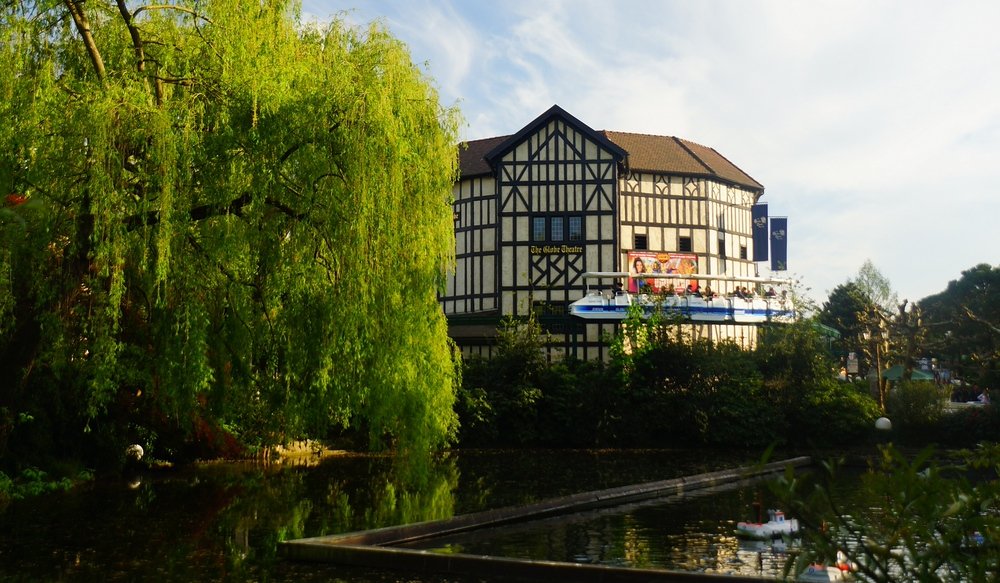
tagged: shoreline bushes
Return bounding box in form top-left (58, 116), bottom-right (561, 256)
top-left (456, 315), bottom-right (950, 450)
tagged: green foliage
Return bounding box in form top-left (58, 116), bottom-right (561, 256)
top-left (456, 316), bottom-right (542, 446)
top-left (802, 379), bottom-right (881, 445)
top-left (935, 405), bottom-right (1000, 447)
top-left (819, 281), bottom-right (869, 365)
top-left (819, 261), bottom-right (925, 414)
top-left (618, 334), bottom-right (775, 447)
top-left (855, 259), bottom-right (899, 314)
top-left (456, 315), bottom-right (610, 447)
top-left (756, 320), bottom-right (831, 385)
top-left (458, 316), bottom-right (544, 446)
top-left (455, 312), bottom-right (880, 450)
top-left (534, 357), bottom-right (613, 446)
top-left (920, 263), bottom-right (1000, 386)
top-left (0, 1), bottom-right (461, 470)
top-left (773, 444), bottom-right (1000, 582)
top-left (0, 466), bottom-right (94, 510)
top-left (454, 385), bottom-right (495, 444)
top-left (752, 319), bottom-right (879, 447)
top-left (886, 380), bottom-right (946, 441)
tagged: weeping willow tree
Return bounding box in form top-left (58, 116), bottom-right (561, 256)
top-left (0, 0), bottom-right (461, 466)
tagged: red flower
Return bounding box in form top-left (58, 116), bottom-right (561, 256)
top-left (5, 193), bottom-right (27, 206)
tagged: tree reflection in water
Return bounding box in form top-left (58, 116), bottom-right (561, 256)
top-left (0, 449), bottom-right (762, 582)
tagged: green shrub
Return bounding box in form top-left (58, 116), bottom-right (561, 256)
top-left (0, 466), bottom-right (93, 508)
top-left (454, 383), bottom-right (496, 445)
top-left (455, 315), bottom-right (882, 450)
top-left (886, 380), bottom-right (946, 442)
top-left (802, 379), bottom-right (881, 446)
top-left (936, 404), bottom-right (1000, 447)
top-left (535, 358), bottom-right (607, 447)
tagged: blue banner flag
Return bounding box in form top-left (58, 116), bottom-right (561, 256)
top-left (770, 217), bottom-right (788, 271)
top-left (751, 204), bottom-right (768, 262)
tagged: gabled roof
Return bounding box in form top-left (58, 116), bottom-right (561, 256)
top-left (602, 131), bottom-right (763, 191)
top-left (456, 105), bottom-right (763, 192)
top-left (483, 105), bottom-right (628, 167)
top-left (457, 105), bottom-right (626, 179)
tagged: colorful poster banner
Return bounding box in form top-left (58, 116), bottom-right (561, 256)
top-left (751, 203), bottom-right (768, 262)
top-left (627, 252), bottom-right (698, 293)
top-left (770, 217), bottom-right (788, 271)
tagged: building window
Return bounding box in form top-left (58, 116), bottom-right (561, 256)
top-left (679, 236), bottom-right (692, 252)
top-left (532, 217), bottom-right (546, 241)
top-left (718, 239), bottom-right (727, 258)
top-left (634, 234), bottom-right (648, 250)
top-left (568, 217), bottom-right (583, 241)
top-left (740, 245), bottom-right (748, 260)
top-left (532, 215), bottom-right (583, 242)
top-left (551, 217), bottom-right (564, 241)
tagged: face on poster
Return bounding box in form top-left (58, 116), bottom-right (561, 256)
top-left (627, 252), bottom-right (698, 293)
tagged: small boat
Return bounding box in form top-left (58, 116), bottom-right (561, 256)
top-left (797, 552), bottom-right (853, 581)
top-left (797, 563), bottom-right (851, 582)
top-left (735, 509), bottom-right (800, 539)
top-left (738, 537), bottom-right (795, 553)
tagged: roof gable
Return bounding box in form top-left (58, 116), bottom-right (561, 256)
top-left (483, 104), bottom-right (627, 167)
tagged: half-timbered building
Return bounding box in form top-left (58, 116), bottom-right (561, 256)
top-left (442, 105), bottom-right (770, 360)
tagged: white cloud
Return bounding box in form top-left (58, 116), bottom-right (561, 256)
top-left (302, 0), bottom-right (1000, 303)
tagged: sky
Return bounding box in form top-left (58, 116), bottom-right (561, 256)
top-left (302, 0), bottom-right (1000, 305)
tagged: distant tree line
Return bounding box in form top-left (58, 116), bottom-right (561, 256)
top-left (819, 261), bottom-right (1000, 399)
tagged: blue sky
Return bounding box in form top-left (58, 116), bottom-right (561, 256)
top-left (302, 0), bottom-right (1000, 305)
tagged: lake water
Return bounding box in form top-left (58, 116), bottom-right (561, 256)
top-left (401, 482), bottom-right (800, 579)
top-left (0, 449), bottom-right (813, 582)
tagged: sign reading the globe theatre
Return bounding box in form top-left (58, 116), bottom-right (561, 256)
top-left (530, 244), bottom-right (583, 255)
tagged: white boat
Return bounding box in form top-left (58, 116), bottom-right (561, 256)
top-left (735, 509), bottom-right (800, 539)
top-left (569, 272), bottom-right (795, 324)
top-left (738, 537), bottom-right (795, 553)
top-left (797, 552), bottom-right (854, 581)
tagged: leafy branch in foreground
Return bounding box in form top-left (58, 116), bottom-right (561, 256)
top-left (772, 444), bottom-right (1000, 582)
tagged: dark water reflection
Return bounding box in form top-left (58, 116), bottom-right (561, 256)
top-left (405, 484), bottom-right (804, 578)
top-left (0, 449), bottom-right (782, 582)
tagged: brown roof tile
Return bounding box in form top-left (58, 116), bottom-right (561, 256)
top-left (602, 131), bottom-right (763, 190)
top-left (458, 135), bottom-right (509, 178)
top-left (457, 128), bottom-right (763, 191)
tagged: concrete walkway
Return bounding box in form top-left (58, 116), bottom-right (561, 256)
top-left (281, 456), bottom-right (811, 582)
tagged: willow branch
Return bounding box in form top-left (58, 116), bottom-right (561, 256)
top-left (156, 76), bottom-right (196, 87)
top-left (115, 0), bottom-right (164, 105)
top-left (186, 233), bottom-right (253, 290)
top-left (63, 0), bottom-right (106, 81)
top-left (133, 4), bottom-right (212, 23)
top-left (124, 192), bottom-right (305, 231)
top-left (126, 192), bottom-right (251, 231)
